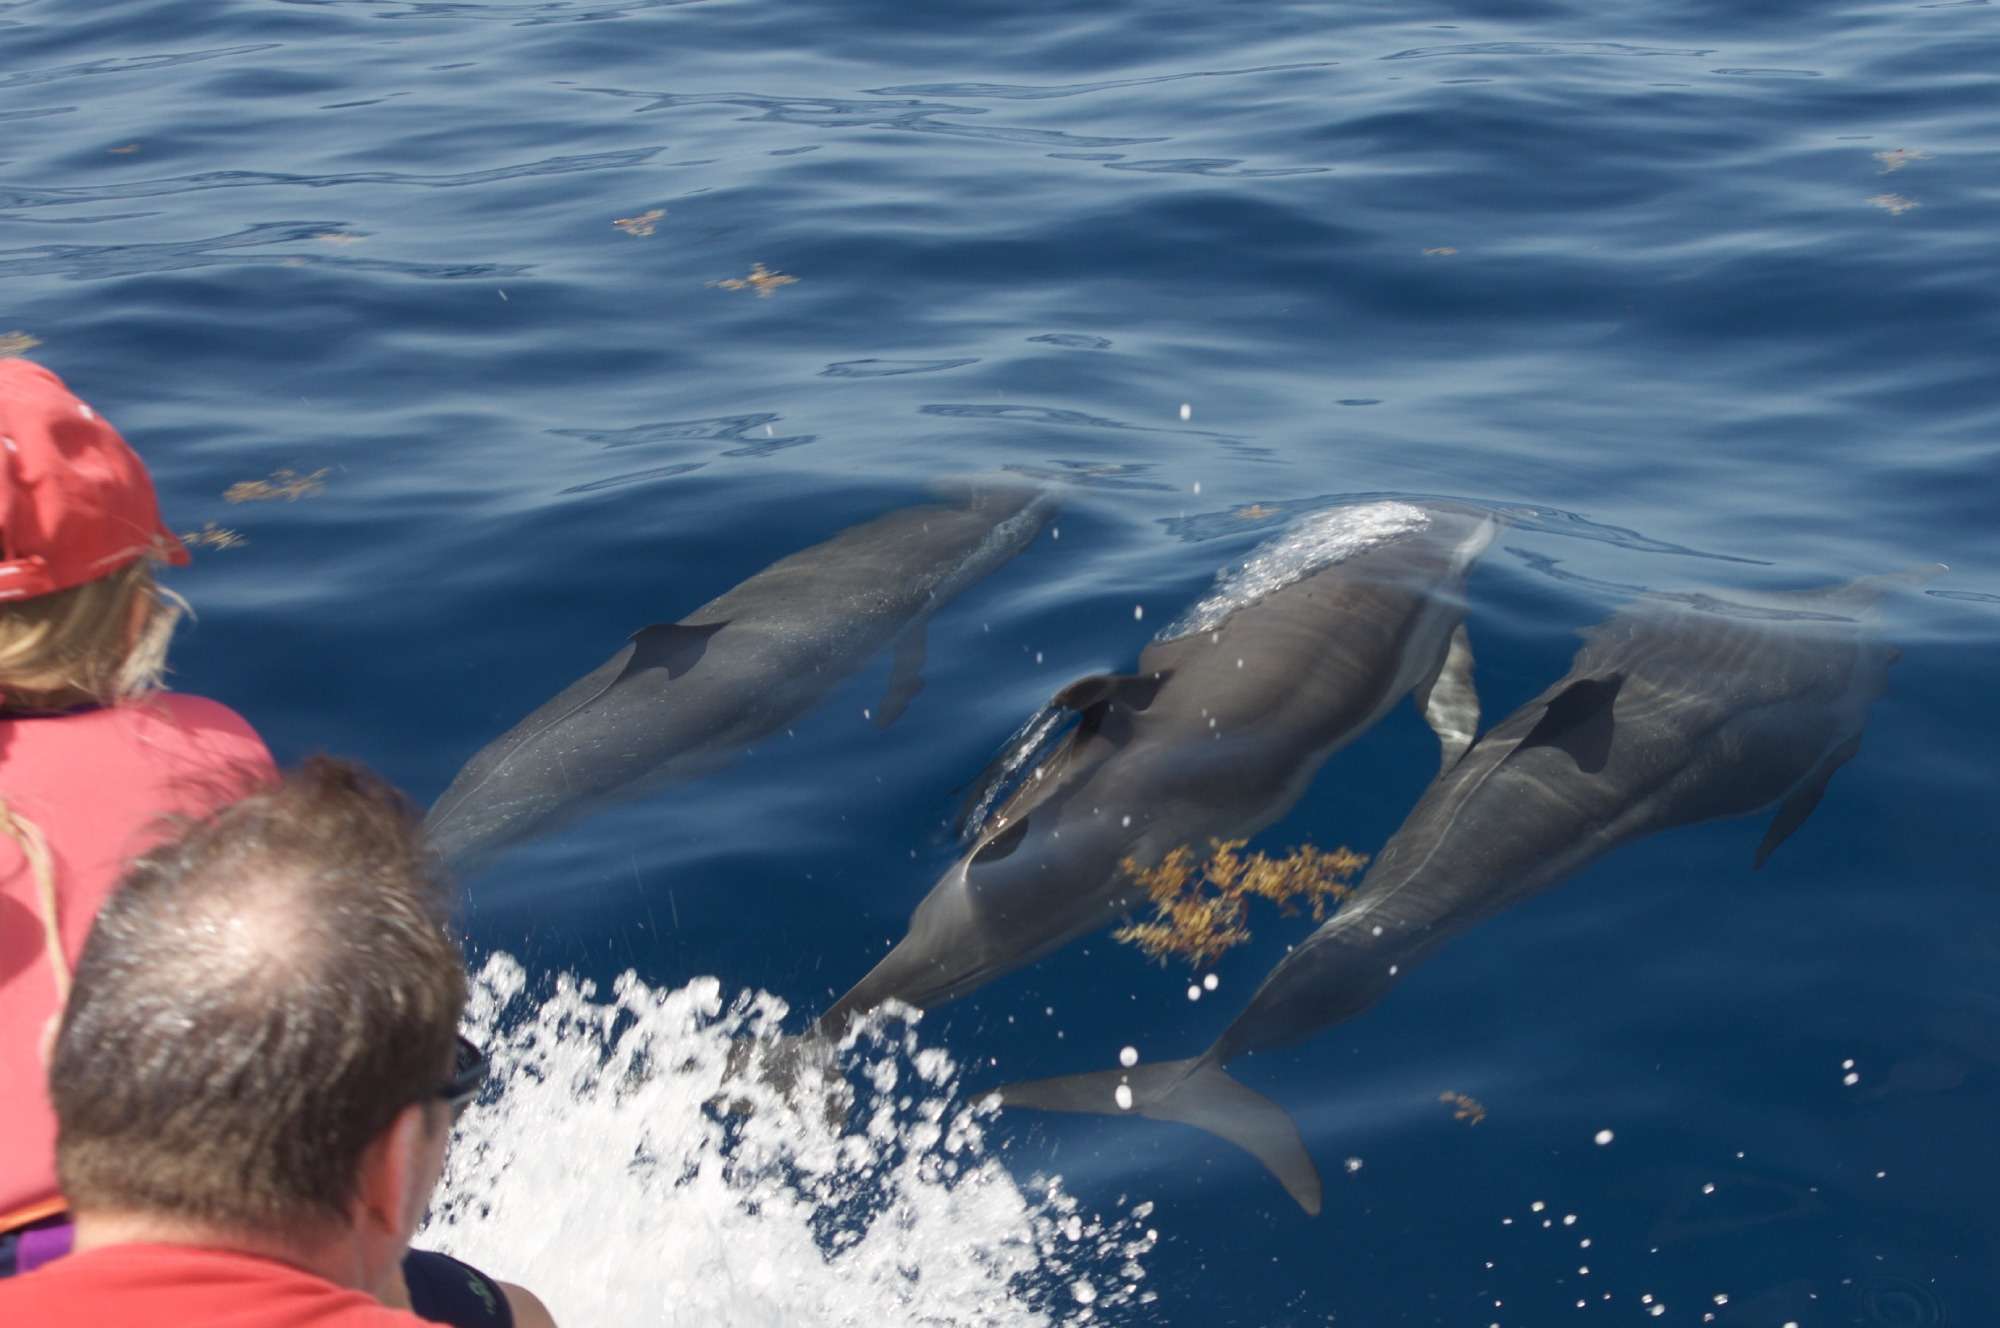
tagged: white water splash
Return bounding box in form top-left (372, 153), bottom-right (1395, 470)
top-left (424, 955), bottom-right (1156, 1327)
top-left (1161, 501), bottom-right (1432, 640)
top-left (957, 704), bottom-right (1069, 842)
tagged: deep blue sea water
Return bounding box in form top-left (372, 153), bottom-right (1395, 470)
top-left (6, 0), bottom-right (1997, 1322)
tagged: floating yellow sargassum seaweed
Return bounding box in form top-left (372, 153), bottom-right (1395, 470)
top-left (1113, 838), bottom-right (1367, 968)
top-left (709, 262), bottom-right (798, 298)
top-left (1439, 1090), bottom-right (1487, 1125)
top-left (225, 467), bottom-right (329, 504)
top-left (179, 522), bottom-right (248, 551)
top-left (614, 208), bottom-right (665, 237)
top-left (0, 331), bottom-right (42, 357)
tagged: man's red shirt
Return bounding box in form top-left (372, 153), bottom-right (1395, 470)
top-left (0, 1243), bottom-right (432, 1325)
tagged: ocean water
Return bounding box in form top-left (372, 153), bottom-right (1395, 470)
top-left (5, 0), bottom-right (1998, 1322)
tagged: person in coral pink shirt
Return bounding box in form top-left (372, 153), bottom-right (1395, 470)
top-left (0, 356), bottom-right (276, 1250)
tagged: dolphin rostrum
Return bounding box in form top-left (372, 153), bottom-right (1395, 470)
top-left (809, 500), bottom-right (1499, 1036)
top-left (425, 484), bottom-right (1055, 869)
top-left (996, 572), bottom-right (1917, 1215)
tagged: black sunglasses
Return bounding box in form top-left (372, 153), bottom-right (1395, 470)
top-left (438, 1034), bottom-right (489, 1121)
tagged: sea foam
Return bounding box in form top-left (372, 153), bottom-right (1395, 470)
top-left (1163, 501), bottom-right (1432, 640)
top-left (424, 954), bottom-right (1156, 1327)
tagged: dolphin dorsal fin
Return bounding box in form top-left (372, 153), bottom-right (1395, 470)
top-left (1515, 674), bottom-right (1623, 774)
top-left (1755, 733), bottom-right (1861, 869)
top-left (620, 621), bottom-right (727, 684)
top-left (1052, 670), bottom-right (1171, 737)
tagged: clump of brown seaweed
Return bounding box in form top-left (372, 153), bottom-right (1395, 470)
top-left (614, 208), bottom-right (665, 237)
top-left (1114, 839), bottom-right (1367, 968)
top-left (1439, 1090), bottom-right (1487, 1125)
top-left (179, 522), bottom-right (248, 551)
top-left (709, 262), bottom-right (798, 298)
top-left (0, 331), bottom-right (42, 357)
top-left (225, 467), bottom-right (329, 504)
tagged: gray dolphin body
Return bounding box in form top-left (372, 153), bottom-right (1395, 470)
top-left (998, 573), bottom-right (1912, 1215)
top-left (811, 501), bottom-right (1498, 1035)
top-left (426, 486), bottom-right (1055, 869)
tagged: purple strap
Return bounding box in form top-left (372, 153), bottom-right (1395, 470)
top-left (14, 1218), bottom-right (74, 1274)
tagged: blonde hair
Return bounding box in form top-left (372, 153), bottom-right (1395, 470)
top-left (0, 560), bottom-right (184, 714)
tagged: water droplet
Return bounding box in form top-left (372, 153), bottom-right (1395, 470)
top-left (1119, 1046), bottom-right (1139, 1067)
top-left (1133, 604), bottom-right (1144, 621)
top-left (1186, 985), bottom-right (1201, 1002)
top-left (1114, 1084), bottom-right (1134, 1111)
top-left (1344, 1157), bottom-right (1363, 1173)
top-left (1594, 1129), bottom-right (1614, 1146)
top-left (1202, 974), bottom-right (1218, 991)
top-left (1178, 403), bottom-right (1191, 421)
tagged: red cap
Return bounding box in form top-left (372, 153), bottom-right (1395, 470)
top-left (0, 358), bottom-right (188, 602)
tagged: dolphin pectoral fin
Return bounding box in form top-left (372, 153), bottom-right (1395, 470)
top-left (1515, 674), bottom-right (1624, 774)
top-left (873, 625), bottom-right (928, 729)
top-left (623, 621), bottom-right (727, 683)
top-left (1415, 622), bottom-right (1479, 771)
top-left (1754, 733), bottom-right (1861, 869)
top-left (997, 1058), bottom-right (1323, 1216)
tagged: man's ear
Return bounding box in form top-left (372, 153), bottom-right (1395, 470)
top-left (356, 1103), bottom-right (428, 1238)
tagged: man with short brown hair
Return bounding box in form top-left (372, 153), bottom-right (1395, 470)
top-left (0, 758), bottom-right (554, 1327)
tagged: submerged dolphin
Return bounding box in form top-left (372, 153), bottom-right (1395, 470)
top-left (997, 573), bottom-right (1916, 1214)
top-left (426, 485), bottom-right (1055, 869)
top-left (809, 501), bottom-right (1499, 1035)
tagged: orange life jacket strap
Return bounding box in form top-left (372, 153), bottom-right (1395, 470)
top-left (0, 1196), bottom-right (69, 1236)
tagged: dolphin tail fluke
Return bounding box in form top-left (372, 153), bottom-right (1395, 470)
top-left (996, 1058), bottom-right (1323, 1215)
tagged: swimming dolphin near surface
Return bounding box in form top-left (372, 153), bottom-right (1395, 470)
top-left (808, 500), bottom-right (1499, 1036)
top-left (995, 572), bottom-right (1918, 1215)
top-left (425, 484), bottom-right (1056, 869)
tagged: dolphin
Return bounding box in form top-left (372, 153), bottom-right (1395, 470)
top-left (995, 572), bottom-right (1918, 1214)
top-left (425, 484), bottom-right (1055, 869)
top-left (808, 500), bottom-right (1499, 1036)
